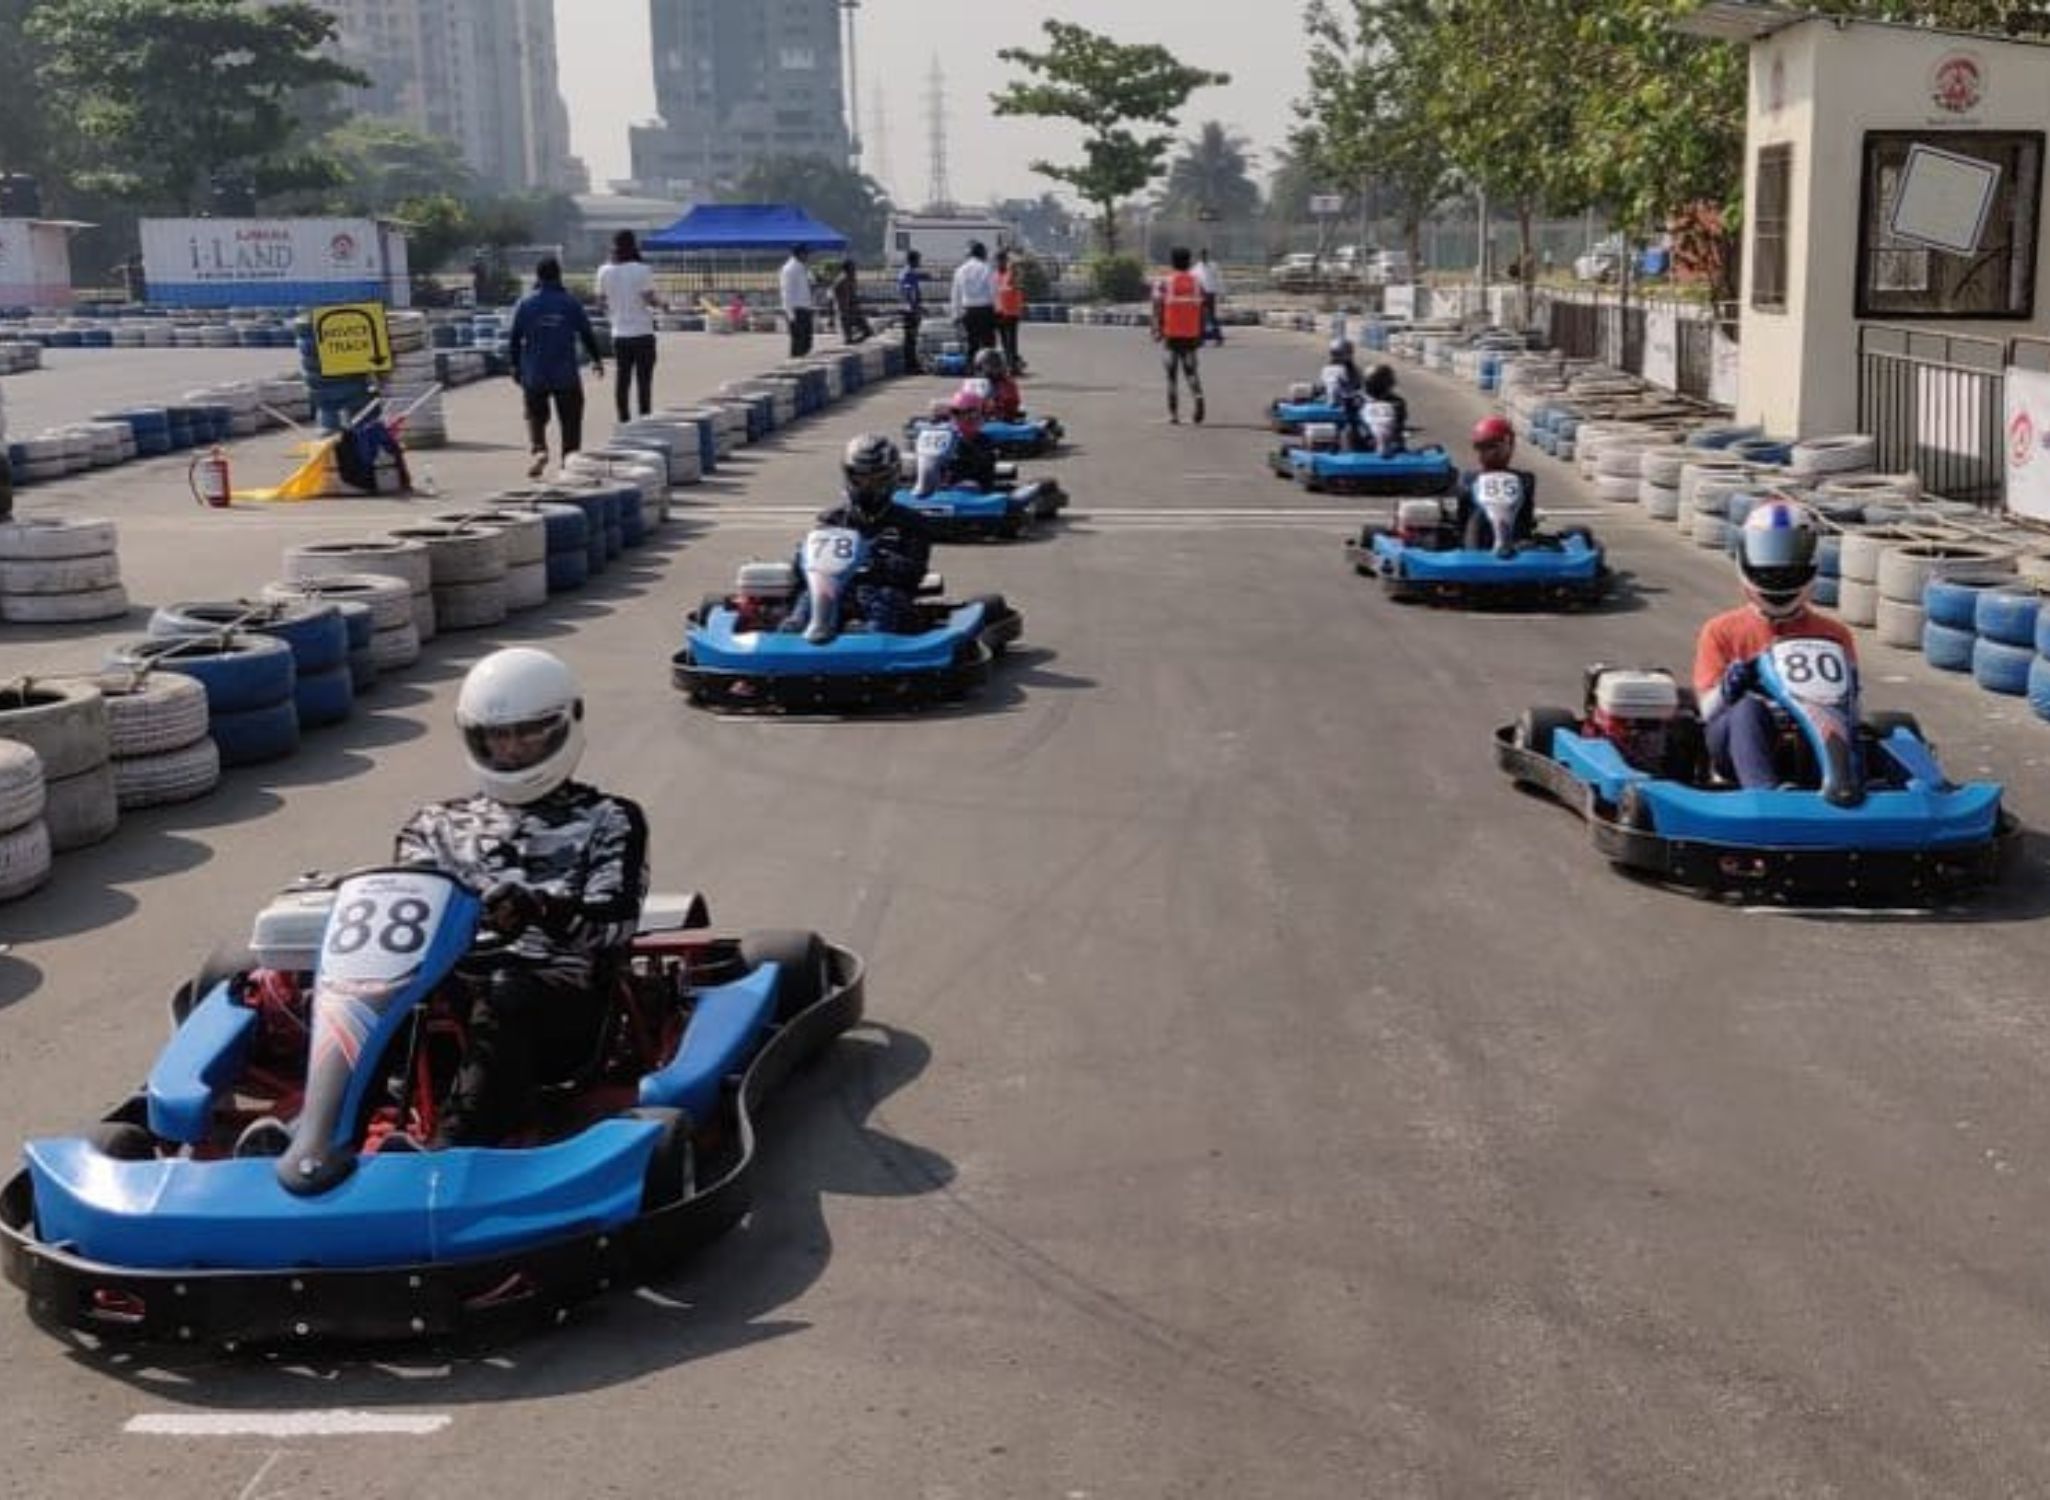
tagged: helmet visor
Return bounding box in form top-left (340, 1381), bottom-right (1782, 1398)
top-left (1745, 563), bottom-right (1815, 598)
top-left (1743, 525), bottom-right (1814, 571)
top-left (462, 709), bottom-right (572, 773)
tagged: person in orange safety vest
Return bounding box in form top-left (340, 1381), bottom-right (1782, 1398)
top-left (994, 248), bottom-right (1029, 375)
top-left (1152, 246), bottom-right (1207, 425)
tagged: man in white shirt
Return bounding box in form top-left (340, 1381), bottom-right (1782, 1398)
top-left (1195, 248), bottom-right (1226, 346)
top-left (780, 245), bottom-right (815, 358)
top-left (594, 230), bottom-right (662, 422)
top-left (950, 241), bottom-right (998, 360)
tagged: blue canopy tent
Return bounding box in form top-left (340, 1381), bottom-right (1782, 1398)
top-left (642, 204), bottom-right (849, 254)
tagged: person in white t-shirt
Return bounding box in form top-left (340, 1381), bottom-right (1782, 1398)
top-left (780, 245), bottom-right (816, 357)
top-left (594, 230), bottom-right (662, 422)
top-left (950, 241), bottom-right (997, 359)
top-left (1195, 248), bottom-right (1226, 346)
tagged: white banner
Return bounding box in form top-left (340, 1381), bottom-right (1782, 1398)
top-left (1644, 309), bottom-right (1679, 391)
top-left (140, 217), bottom-right (393, 307)
top-left (2003, 365), bottom-right (2050, 521)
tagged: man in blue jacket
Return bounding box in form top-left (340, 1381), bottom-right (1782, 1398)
top-left (508, 257), bottom-right (604, 479)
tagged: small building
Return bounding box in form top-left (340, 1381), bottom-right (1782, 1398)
top-left (0, 219), bottom-right (85, 310)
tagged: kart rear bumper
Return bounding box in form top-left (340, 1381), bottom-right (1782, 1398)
top-left (674, 604), bottom-right (1020, 713)
top-left (1350, 538), bottom-right (1608, 607)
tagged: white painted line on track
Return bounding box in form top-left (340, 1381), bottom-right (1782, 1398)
top-left (125, 1411), bottom-right (453, 1437)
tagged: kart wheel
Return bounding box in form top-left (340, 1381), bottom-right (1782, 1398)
top-left (742, 929), bottom-right (829, 1023)
top-left (631, 1106), bottom-right (697, 1210)
top-left (1515, 706), bottom-right (1577, 759)
top-left (85, 1121), bottom-right (157, 1161)
top-left (1615, 783), bottom-right (1655, 834)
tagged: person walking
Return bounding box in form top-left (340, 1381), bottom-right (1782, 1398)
top-left (780, 244), bottom-right (815, 358)
top-left (898, 249), bottom-right (927, 372)
top-left (508, 257), bottom-right (604, 479)
top-left (994, 248), bottom-right (1028, 374)
top-left (951, 240), bottom-right (997, 360)
top-left (832, 257), bottom-right (875, 344)
top-left (1196, 248), bottom-right (1226, 346)
top-left (594, 229), bottom-right (661, 424)
top-left (1151, 246), bottom-right (1206, 425)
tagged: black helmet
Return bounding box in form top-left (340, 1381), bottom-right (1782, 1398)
top-left (843, 432), bottom-right (900, 517)
top-left (1363, 364), bottom-right (1396, 399)
top-left (973, 347), bottom-right (1009, 380)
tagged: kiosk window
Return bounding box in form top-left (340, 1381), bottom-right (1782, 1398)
top-left (1858, 131), bottom-right (2042, 320)
top-left (1752, 145), bottom-right (1791, 312)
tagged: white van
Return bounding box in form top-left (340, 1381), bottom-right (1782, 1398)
top-left (885, 213), bottom-right (1019, 271)
top-left (1366, 250), bottom-right (1412, 285)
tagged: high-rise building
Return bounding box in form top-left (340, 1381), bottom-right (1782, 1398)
top-left (314, 0), bottom-right (580, 192)
top-left (630, 0), bottom-right (848, 197)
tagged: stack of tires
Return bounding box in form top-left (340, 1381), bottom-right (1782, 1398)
top-left (149, 599), bottom-right (355, 730)
top-left (89, 671), bottom-right (221, 809)
top-left (0, 741), bottom-right (49, 901)
top-left (1814, 533), bottom-right (1842, 609)
top-left (1638, 447), bottom-right (1688, 521)
top-left (1591, 437), bottom-right (1648, 504)
top-left (1871, 541), bottom-right (2014, 651)
top-left (0, 518), bottom-right (129, 625)
top-left (285, 539), bottom-right (435, 648)
top-left (108, 634), bottom-right (299, 766)
top-left (492, 495), bottom-right (590, 594)
top-left (386, 522), bottom-right (508, 631)
top-left (431, 509), bottom-right (548, 612)
top-left (1921, 574), bottom-right (2020, 674)
top-left (261, 574), bottom-right (415, 682)
top-left (1970, 585), bottom-right (2040, 697)
top-left (1835, 528), bottom-right (1914, 629)
top-left (0, 679), bottom-right (118, 852)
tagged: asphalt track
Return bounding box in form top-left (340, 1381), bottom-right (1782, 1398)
top-left (5, 327), bottom-right (2050, 1497)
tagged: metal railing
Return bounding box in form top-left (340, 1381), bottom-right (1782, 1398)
top-left (1855, 325), bottom-right (2007, 510)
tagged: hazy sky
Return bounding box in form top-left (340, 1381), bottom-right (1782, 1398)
top-left (554, 0), bottom-right (1305, 203)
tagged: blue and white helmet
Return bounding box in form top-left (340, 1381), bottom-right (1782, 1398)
top-left (1738, 496), bottom-right (1820, 614)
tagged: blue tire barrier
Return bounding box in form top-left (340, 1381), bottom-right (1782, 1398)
top-left (111, 634), bottom-right (295, 717)
top-left (619, 490), bottom-right (647, 548)
top-left (604, 522), bottom-right (623, 560)
top-left (1922, 620), bottom-right (1976, 672)
top-left (1688, 423), bottom-right (1763, 450)
top-left (1977, 585), bottom-right (2043, 649)
top-left (1923, 575), bottom-right (2005, 631)
top-left (149, 599), bottom-right (348, 676)
top-left (2029, 655), bottom-right (2050, 723)
top-left (1812, 576), bottom-right (1841, 609)
top-left (1973, 637), bottom-right (2035, 696)
top-left (532, 501), bottom-right (588, 555)
top-left (293, 662), bottom-right (356, 728)
top-left (2033, 602), bottom-right (2050, 659)
top-left (1817, 535), bottom-right (1842, 579)
top-left (334, 599), bottom-right (374, 652)
top-left (546, 547), bottom-right (590, 592)
top-left (210, 697), bottom-right (301, 767)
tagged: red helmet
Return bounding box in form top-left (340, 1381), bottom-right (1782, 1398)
top-left (1472, 415), bottom-right (1515, 449)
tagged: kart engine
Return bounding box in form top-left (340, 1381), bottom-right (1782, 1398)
top-left (733, 560), bottom-right (798, 631)
top-left (1590, 669), bottom-right (1682, 772)
top-left (1396, 499), bottom-right (1447, 545)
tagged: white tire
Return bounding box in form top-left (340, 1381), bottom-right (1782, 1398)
top-left (113, 737), bottom-right (221, 809)
top-left (70, 671), bottom-right (209, 758)
top-left (410, 590), bottom-right (438, 642)
top-left (429, 510), bottom-right (546, 567)
top-left (0, 517), bottom-right (118, 561)
top-left (370, 622), bottom-right (422, 673)
top-left (0, 678), bottom-right (108, 781)
top-left (43, 761), bottom-right (118, 852)
top-left (1876, 541), bottom-right (2015, 604)
top-left (0, 583), bottom-right (130, 623)
top-left (432, 577), bottom-right (507, 631)
top-left (1594, 473), bottom-right (1640, 503)
top-left (386, 524), bottom-right (508, 586)
top-left (285, 539), bottom-right (432, 597)
top-left (1640, 482), bottom-right (1681, 521)
top-left (2016, 551), bottom-right (2050, 586)
top-left (1789, 434), bottom-right (1877, 476)
top-left (0, 741), bottom-right (45, 834)
top-left (1595, 443), bottom-right (1647, 479)
top-left (260, 573), bottom-right (412, 632)
top-left (505, 560), bottom-right (549, 612)
top-left (0, 819), bottom-right (51, 903)
top-left (1640, 446), bottom-right (1690, 487)
top-left (1876, 596), bottom-right (1927, 650)
top-left (0, 552), bottom-right (121, 595)
top-left (1836, 577), bottom-right (1880, 627)
top-left (1840, 529), bottom-right (1908, 585)
top-left (1692, 513), bottom-right (1729, 548)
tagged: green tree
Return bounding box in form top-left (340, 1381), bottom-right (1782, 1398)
top-left (0, 1), bottom-right (54, 188)
top-left (991, 21), bottom-right (1229, 253)
top-left (730, 154), bottom-right (892, 258)
top-left (391, 192), bottom-right (471, 273)
top-left (29, 0), bottom-right (366, 210)
top-left (1158, 121), bottom-right (1261, 224)
top-left (325, 119), bottom-right (476, 213)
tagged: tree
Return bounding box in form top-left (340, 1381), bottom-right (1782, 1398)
top-left (1158, 122), bottom-right (1261, 225)
top-left (0, 1), bottom-right (54, 189)
top-left (990, 193), bottom-right (1082, 256)
top-left (324, 119), bottom-right (476, 213)
top-left (730, 154), bottom-right (892, 258)
top-left (391, 192), bottom-right (471, 273)
top-left (29, 0), bottom-right (366, 211)
top-left (991, 21), bottom-right (1229, 253)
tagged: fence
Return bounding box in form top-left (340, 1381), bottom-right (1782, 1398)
top-left (1537, 288), bottom-right (1728, 402)
top-left (1855, 326), bottom-right (2007, 509)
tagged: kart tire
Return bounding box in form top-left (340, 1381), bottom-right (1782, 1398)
top-left (971, 593), bottom-right (1019, 654)
top-left (209, 698), bottom-right (300, 767)
top-left (2029, 655), bottom-right (2050, 723)
top-left (85, 1121), bottom-right (157, 1161)
top-left (1973, 637), bottom-right (2035, 696)
top-left (742, 928), bottom-right (829, 1023)
top-left (429, 508), bottom-right (546, 567)
top-left (1922, 620), bottom-right (1976, 672)
top-left (631, 1106), bottom-right (697, 1211)
top-left (1515, 706), bottom-right (1577, 760)
top-left (433, 577), bottom-right (508, 631)
top-left (151, 599), bottom-right (349, 676)
top-left (0, 740), bottom-right (45, 834)
top-left (370, 622), bottom-right (421, 674)
top-left (110, 634), bottom-right (296, 717)
top-left (1615, 783), bottom-right (1655, 834)
top-left (1835, 578), bottom-right (1880, 628)
top-left (0, 552), bottom-right (121, 594)
top-left (506, 559), bottom-right (549, 613)
top-left (1, 582), bottom-right (130, 624)
top-left (83, 670), bottom-right (210, 758)
top-left (1976, 585), bottom-right (2043, 649)
top-left (113, 736), bottom-right (222, 810)
top-left (294, 663), bottom-right (355, 729)
top-left (1877, 541), bottom-right (2014, 605)
top-left (0, 677), bottom-right (110, 782)
top-left (284, 539), bottom-right (432, 597)
top-left (260, 573), bottom-right (413, 633)
top-left (385, 523), bottom-right (508, 586)
top-left (0, 516), bottom-right (118, 561)
top-left (1875, 597), bottom-right (1925, 650)
top-left (0, 818), bottom-right (51, 902)
top-left (43, 761), bottom-right (119, 851)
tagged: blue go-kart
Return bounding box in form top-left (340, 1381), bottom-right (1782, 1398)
top-left (1268, 385), bottom-right (1348, 435)
top-left (906, 412), bottom-right (1064, 460)
top-left (1346, 488), bottom-right (1608, 608)
top-left (1496, 649), bottom-right (2018, 903)
top-left (0, 866), bottom-right (864, 1346)
top-left (1266, 398), bottom-right (1455, 496)
top-left (673, 532), bottom-right (1023, 713)
top-left (897, 428), bottom-right (1068, 538)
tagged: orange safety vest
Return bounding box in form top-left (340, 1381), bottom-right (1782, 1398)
top-left (996, 269), bottom-right (1025, 319)
top-left (1158, 271), bottom-right (1204, 340)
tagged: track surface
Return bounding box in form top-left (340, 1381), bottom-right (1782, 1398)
top-left (5, 327), bottom-right (2050, 1498)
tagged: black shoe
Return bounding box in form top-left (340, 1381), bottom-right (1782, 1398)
top-left (1168, 407), bottom-right (1181, 425)
top-left (1194, 396), bottom-right (1206, 425)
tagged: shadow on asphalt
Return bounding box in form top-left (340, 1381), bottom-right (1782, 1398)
top-left (52, 1021), bottom-right (954, 1397)
top-left (0, 951), bottom-right (42, 1010)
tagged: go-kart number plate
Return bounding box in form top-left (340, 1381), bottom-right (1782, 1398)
top-left (804, 527), bottom-right (862, 578)
top-left (321, 872), bottom-right (455, 983)
top-left (1475, 471), bottom-right (1522, 508)
top-left (915, 427), bottom-right (953, 458)
top-left (1770, 638), bottom-right (1852, 703)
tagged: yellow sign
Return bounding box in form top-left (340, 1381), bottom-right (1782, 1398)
top-left (310, 301), bottom-right (392, 377)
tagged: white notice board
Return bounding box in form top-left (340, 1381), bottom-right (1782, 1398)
top-left (1888, 143), bottom-right (2001, 255)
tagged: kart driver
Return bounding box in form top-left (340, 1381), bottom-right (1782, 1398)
top-left (1319, 338), bottom-right (1363, 407)
top-left (1693, 498), bottom-right (1858, 790)
top-left (1361, 364), bottom-right (1409, 453)
top-left (394, 647), bottom-right (650, 1149)
top-left (972, 348), bottom-right (1026, 422)
top-left (912, 386), bottom-right (1001, 496)
top-left (1454, 416), bottom-right (1538, 550)
top-left (787, 434), bottom-right (937, 635)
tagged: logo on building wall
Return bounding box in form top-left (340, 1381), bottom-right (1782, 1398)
top-left (2009, 408), bottom-right (2036, 469)
top-left (328, 232), bottom-right (359, 268)
top-left (1930, 52), bottom-right (1985, 115)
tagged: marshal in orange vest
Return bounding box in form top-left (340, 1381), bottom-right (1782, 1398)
top-left (1157, 271), bottom-right (1203, 341)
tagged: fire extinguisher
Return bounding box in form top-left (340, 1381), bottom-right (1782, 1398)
top-left (189, 444), bottom-right (232, 509)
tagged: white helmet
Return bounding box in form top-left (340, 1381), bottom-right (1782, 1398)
top-left (455, 647), bottom-right (585, 805)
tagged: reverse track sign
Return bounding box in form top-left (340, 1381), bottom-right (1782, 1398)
top-left (310, 301), bottom-right (393, 378)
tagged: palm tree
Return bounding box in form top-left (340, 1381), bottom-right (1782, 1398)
top-left (1158, 122), bottom-right (1261, 225)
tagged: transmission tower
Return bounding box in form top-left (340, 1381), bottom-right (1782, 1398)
top-left (869, 83), bottom-right (893, 198)
top-left (924, 55), bottom-right (953, 212)
top-left (839, 0), bottom-right (863, 169)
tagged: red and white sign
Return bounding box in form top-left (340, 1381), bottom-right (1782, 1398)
top-left (2003, 365), bottom-right (2050, 521)
top-left (1930, 52), bottom-right (1986, 116)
